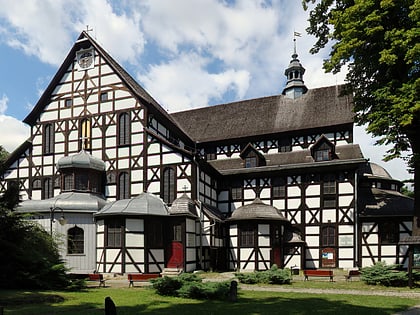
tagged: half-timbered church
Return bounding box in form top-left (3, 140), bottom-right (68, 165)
top-left (1, 31), bottom-right (413, 275)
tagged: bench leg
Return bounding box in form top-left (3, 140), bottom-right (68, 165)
top-left (304, 275), bottom-right (308, 281)
top-left (129, 280), bottom-right (133, 288)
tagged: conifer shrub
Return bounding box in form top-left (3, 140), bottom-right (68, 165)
top-left (360, 262), bottom-right (408, 287)
top-left (151, 273), bottom-right (230, 300)
top-left (236, 265), bottom-right (291, 285)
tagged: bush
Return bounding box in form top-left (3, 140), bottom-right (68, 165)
top-left (152, 273), bottom-right (230, 300)
top-left (177, 281), bottom-right (230, 300)
top-left (360, 262), bottom-right (408, 287)
top-left (151, 276), bottom-right (183, 296)
top-left (236, 265), bottom-right (291, 285)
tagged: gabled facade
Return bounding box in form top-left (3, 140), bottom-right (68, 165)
top-left (1, 31), bottom-right (413, 274)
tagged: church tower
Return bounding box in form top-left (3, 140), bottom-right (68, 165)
top-left (282, 35), bottom-right (308, 99)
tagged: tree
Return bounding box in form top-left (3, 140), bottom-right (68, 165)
top-left (302, 0), bottom-right (420, 234)
top-left (0, 184), bottom-right (70, 289)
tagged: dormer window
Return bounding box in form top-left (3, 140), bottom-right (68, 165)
top-left (240, 143), bottom-right (265, 168)
top-left (311, 135), bottom-right (336, 162)
top-left (245, 156), bottom-right (257, 168)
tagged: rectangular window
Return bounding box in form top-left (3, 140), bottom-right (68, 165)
top-left (245, 157), bottom-right (257, 168)
top-left (315, 149), bottom-right (330, 161)
top-left (323, 197), bottom-right (336, 208)
top-left (107, 219), bottom-right (123, 247)
top-left (272, 185), bottom-right (286, 198)
top-left (100, 92), bottom-right (108, 102)
top-left (379, 222), bottom-right (399, 244)
top-left (240, 227), bottom-right (255, 247)
top-left (323, 181), bottom-right (336, 194)
top-left (231, 187), bottom-right (242, 201)
top-left (65, 98), bottom-right (73, 107)
top-left (147, 221), bottom-right (163, 247)
top-left (63, 174), bottom-right (74, 191)
top-left (322, 226), bottom-right (336, 246)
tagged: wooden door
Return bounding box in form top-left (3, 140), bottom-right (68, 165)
top-left (167, 224), bottom-right (183, 269)
top-left (167, 241), bottom-right (183, 269)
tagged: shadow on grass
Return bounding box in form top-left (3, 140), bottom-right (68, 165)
top-left (0, 289), bottom-right (415, 315)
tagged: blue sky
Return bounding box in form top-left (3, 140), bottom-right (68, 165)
top-left (0, 0), bottom-right (412, 182)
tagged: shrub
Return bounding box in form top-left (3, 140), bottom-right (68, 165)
top-left (152, 273), bottom-right (230, 300)
top-left (177, 281), bottom-right (230, 300)
top-left (236, 265), bottom-right (291, 285)
top-left (360, 262), bottom-right (408, 287)
top-left (151, 276), bottom-right (183, 296)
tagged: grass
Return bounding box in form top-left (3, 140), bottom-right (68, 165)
top-left (0, 283), bottom-right (418, 315)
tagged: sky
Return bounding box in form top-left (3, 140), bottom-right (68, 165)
top-left (0, 0), bottom-right (412, 182)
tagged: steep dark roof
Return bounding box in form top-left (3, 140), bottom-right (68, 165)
top-left (171, 85), bottom-right (353, 143)
top-left (208, 144), bottom-right (365, 175)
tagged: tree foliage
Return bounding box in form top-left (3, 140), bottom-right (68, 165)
top-left (0, 185), bottom-right (70, 289)
top-left (302, 0), bottom-right (420, 233)
top-left (302, 0), bottom-right (419, 163)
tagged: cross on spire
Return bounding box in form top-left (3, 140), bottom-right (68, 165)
top-left (86, 25), bottom-right (93, 33)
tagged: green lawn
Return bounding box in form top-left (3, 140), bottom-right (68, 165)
top-left (0, 285), bottom-right (418, 315)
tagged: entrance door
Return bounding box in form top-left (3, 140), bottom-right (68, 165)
top-left (273, 247), bottom-right (282, 267)
top-left (167, 224), bottom-right (183, 269)
top-left (167, 241), bottom-right (183, 269)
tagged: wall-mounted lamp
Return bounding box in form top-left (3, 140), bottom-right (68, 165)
top-left (50, 206), bottom-right (67, 237)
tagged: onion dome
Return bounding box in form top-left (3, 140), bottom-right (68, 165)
top-left (169, 193), bottom-right (198, 217)
top-left (94, 192), bottom-right (169, 217)
top-left (228, 198), bottom-right (288, 222)
top-left (57, 150), bottom-right (105, 172)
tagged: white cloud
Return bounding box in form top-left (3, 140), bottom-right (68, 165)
top-left (0, 95), bottom-right (29, 152)
top-left (0, 0), bottom-right (146, 66)
top-left (138, 52), bottom-right (250, 111)
top-left (354, 125), bottom-right (412, 181)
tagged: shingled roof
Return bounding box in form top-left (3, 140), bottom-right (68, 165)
top-left (171, 85), bottom-right (353, 143)
top-left (208, 144), bottom-right (365, 175)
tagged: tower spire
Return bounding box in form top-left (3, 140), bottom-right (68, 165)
top-left (282, 32), bottom-right (307, 99)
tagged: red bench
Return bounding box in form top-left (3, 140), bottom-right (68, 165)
top-left (303, 270), bottom-right (334, 281)
top-left (346, 269), bottom-right (360, 281)
top-left (128, 273), bottom-right (160, 287)
top-left (87, 273), bottom-right (106, 287)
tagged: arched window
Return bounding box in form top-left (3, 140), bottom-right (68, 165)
top-left (43, 123), bottom-right (54, 154)
top-left (162, 167), bottom-right (176, 204)
top-left (68, 226), bottom-right (84, 254)
top-left (80, 119), bottom-right (91, 150)
top-left (42, 178), bottom-right (53, 199)
top-left (118, 112), bottom-right (131, 146)
top-left (118, 172), bottom-right (129, 200)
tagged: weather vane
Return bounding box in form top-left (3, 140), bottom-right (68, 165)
top-left (293, 31), bottom-right (302, 55)
top-left (86, 25), bottom-right (93, 33)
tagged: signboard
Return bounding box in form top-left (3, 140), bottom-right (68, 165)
top-left (321, 247), bottom-right (336, 268)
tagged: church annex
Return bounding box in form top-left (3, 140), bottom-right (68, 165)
top-left (1, 31), bottom-right (413, 275)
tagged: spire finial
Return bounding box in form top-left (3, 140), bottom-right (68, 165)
top-left (293, 31), bottom-right (301, 57)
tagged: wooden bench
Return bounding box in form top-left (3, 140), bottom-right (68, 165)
top-left (87, 273), bottom-right (106, 287)
top-left (128, 273), bottom-right (160, 287)
top-left (303, 270), bottom-right (334, 281)
top-left (346, 269), bottom-right (360, 281)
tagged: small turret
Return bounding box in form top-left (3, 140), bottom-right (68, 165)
top-left (282, 35), bottom-right (308, 99)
